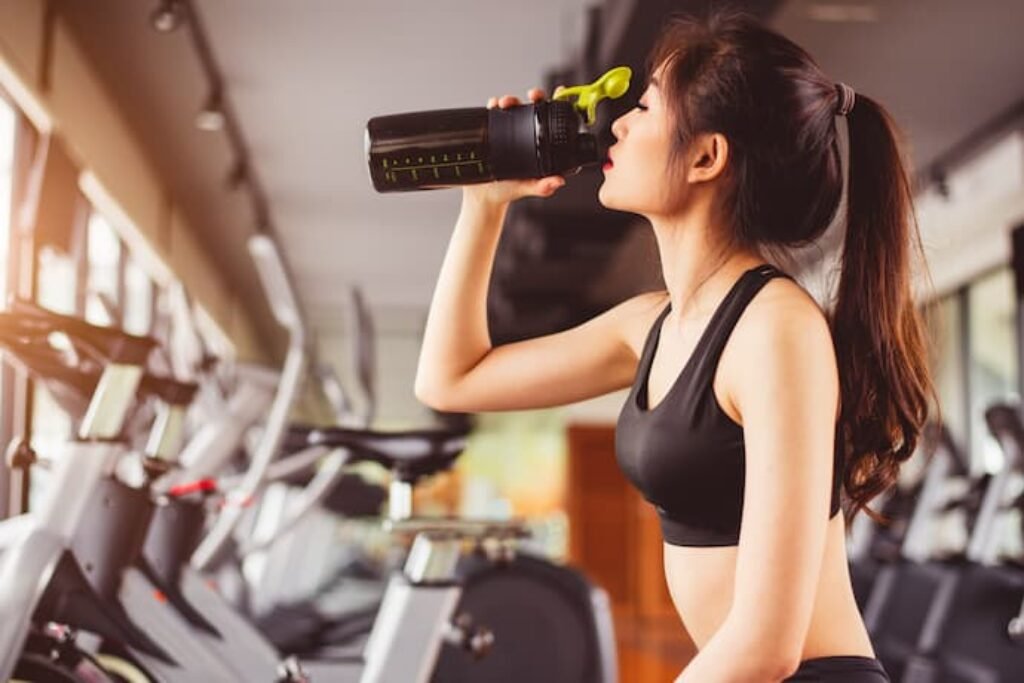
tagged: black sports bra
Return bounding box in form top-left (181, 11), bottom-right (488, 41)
top-left (615, 264), bottom-right (843, 547)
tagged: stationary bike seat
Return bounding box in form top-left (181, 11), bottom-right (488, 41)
top-left (284, 424), bottom-right (470, 481)
top-left (5, 299), bottom-right (157, 365)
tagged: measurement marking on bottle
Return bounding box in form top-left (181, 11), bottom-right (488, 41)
top-left (388, 160), bottom-right (484, 172)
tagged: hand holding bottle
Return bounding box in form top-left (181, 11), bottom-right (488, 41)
top-left (460, 87), bottom-right (566, 208)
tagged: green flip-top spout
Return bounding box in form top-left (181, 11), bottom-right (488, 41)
top-left (552, 65), bottom-right (632, 125)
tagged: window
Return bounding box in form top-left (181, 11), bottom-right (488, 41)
top-left (926, 294), bottom-right (967, 445)
top-left (85, 212), bottom-right (122, 325)
top-left (29, 228), bottom-right (80, 511)
top-left (966, 267), bottom-right (1018, 474)
top-left (123, 254), bottom-right (154, 336)
top-left (29, 242), bottom-right (79, 507)
top-left (35, 245), bottom-right (78, 314)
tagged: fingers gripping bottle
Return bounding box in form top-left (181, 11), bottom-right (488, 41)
top-left (365, 66), bottom-right (632, 192)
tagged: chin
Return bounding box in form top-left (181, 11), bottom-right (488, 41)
top-left (597, 187), bottom-right (638, 214)
top-left (597, 183), bottom-right (620, 210)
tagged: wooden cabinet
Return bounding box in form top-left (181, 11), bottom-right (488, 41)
top-left (566, 423), bottom-right (697, 682)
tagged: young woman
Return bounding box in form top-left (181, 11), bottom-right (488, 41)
top-left (415, 9), bottom-right (933, 682)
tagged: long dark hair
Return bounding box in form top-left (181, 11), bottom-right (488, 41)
top-left (646, 9), bottom-right (936, 524)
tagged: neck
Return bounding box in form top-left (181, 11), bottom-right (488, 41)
top-left (648, 201), bottom-right (764, 324)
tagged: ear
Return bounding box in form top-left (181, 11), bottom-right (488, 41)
top-left (685, 132), bottom-right (729, 184)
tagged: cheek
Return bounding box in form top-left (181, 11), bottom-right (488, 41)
top-left (599, 144), bottom-right (681, 213)
top-left (599, 164), bottom-right (662, 212)
top-left (625, 128), bottom-right (665, 175)
top-left (626, 140), bottom-right (669, 193)
top-left (600, 119), bottom-right (678, 206)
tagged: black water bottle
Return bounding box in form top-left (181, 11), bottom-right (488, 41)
top-left (364, 66), bottom-right (632, 193)
top-left (365, 101), bottom-right (598, 192)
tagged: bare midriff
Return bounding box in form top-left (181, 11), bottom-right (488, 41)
top-left (662, 512), bottom-right (876, 661)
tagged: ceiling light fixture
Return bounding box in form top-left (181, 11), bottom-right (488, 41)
top-left (195, 91), bottom-right (225, 132)
top-left (150, 0), bottom-right (186, 33)
top-left (147, 0), bottom-right (283, 257)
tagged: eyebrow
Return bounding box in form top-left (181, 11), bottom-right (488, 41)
top-left (649, 76), bottom-right (660, 89)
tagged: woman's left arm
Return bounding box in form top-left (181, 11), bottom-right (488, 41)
top-left (676, 295), bottom-right (840, 683)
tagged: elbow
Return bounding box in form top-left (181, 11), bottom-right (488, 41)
top-left (413, 364), bottom-right (438, 408)
top-left (750, 639), bottom-right (801, 681)
top-left (757, 640), bottom-right (803, 681)
top-left (414, 377), bottom-right (453, 412)
top-left (726, 623), bottom-right (803, 681)
top-left (738, 654), bottom-right (800, 682)
top-left (413, 378), bottom-right (439, 409)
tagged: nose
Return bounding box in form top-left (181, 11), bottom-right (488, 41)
top-left (610, 110), bottom-right (629, 141)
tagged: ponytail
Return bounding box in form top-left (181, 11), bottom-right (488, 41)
top-left (832, 93), bottom-right (936, 524)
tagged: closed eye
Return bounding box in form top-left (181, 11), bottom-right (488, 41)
top-left (635, 102), bottom-right (648, 112)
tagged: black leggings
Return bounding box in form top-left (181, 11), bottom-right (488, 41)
top-left (784, 655), bottom-right (891, 682)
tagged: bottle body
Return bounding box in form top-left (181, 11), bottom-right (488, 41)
top-left (366, 107), bottom-right (492, 192)
top-left (365, 101), bottom-right (598, 193)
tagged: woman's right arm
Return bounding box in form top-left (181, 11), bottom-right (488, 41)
top-left (414, 89), bottom-right (663, 413)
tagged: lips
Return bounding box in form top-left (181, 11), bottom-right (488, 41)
top-left (603, 149), bottom-right (615, 170)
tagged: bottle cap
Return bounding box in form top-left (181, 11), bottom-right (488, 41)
top-left (552, 66), bottom-right (632, 125)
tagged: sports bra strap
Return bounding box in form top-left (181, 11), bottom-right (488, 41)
top-left (688, 264), bottom-right (790, 386)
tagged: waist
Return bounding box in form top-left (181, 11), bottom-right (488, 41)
top-left (786, 655), bottom-right (890, 681)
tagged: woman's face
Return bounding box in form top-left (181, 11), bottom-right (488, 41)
top-left (598, 63), bottom-right (680, 216)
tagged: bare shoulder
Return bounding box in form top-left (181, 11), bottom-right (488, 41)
top-left (742, 275), bottom-right (836, 362)
top-left (719, 276), bottom-right (839, 418)
top-left (739, 275), bottom-right (832, 340)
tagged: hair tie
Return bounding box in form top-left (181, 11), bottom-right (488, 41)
top-left (835, 82), bottom-right (856, 117)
